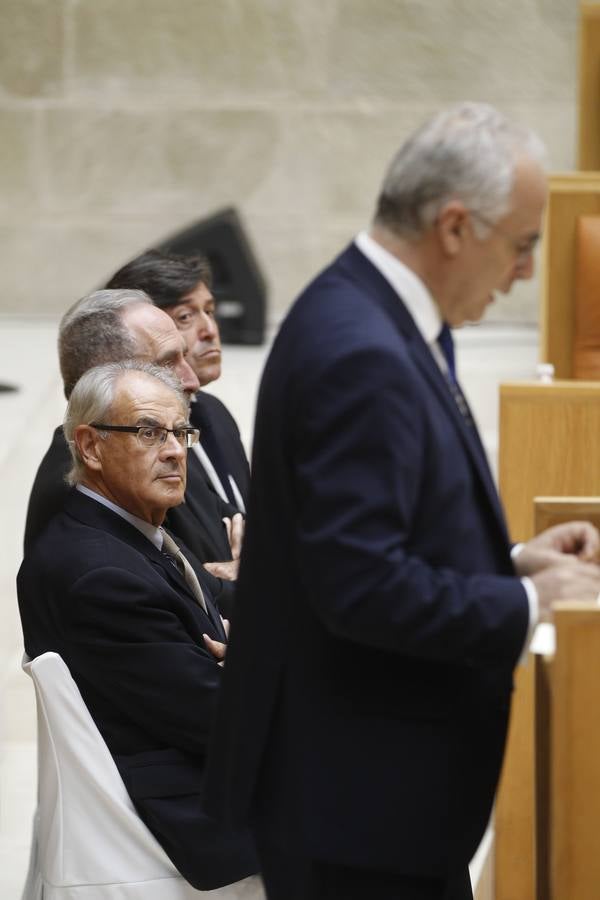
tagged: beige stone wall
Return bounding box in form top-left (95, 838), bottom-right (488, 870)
top-left (0, 0), bottom-right (580, 323)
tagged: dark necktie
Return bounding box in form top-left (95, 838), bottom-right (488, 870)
top-left (160, 529), bottom-right (208, 613)
top-left (436, 324), bottom-right (473, 426)
top-left (191, 402), bottom-right (237, 507)
top-left (437, 323), bottom-right (456, 383)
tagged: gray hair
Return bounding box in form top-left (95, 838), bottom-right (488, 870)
top-left (374, 102), bottom-right (547, 239)
top-left (59, 289), bottom-right (153, 400)
top-left (64, 359), bottom-right (185, 485)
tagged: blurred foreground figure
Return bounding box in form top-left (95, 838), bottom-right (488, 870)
top-left (205, 103), bottom-right (600, 900)
top-left (18, 361), bottom-right (262, 896)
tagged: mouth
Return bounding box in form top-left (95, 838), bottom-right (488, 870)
top-left (156, 473), bottom-right (184, 484)
top-left (196, 348), bottom-right (221, 360)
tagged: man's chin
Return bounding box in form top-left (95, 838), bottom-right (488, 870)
top-left (497, 274), bottom-right (515, 294)
top-left (194, 364), bottom-right (222, 387)
top-left (469, 295), bottom-right (495, 323)
top-left (156, 480), bottom-right (186, 505)
top-left (163, 493), bottom-right (186, 510)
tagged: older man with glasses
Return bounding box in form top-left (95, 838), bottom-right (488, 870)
top-left (17, 359), bottom-right (263, 897)
top-left (24, 288), bottom-right (243, 615)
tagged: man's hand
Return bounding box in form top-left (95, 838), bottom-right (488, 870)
top-left (223, 512), bottom-right (244, 560)
top-left (530, 561), bottom-right (600, 623)
top-left (514, 521), bottom-right (600, 577)
top-left (203, 558), bottom-right (240, 581)
top-left (203, 618), bottom-right (229, 666)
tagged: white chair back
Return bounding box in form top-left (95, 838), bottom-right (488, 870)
top-left (22, 651), bottom-right (201, 899)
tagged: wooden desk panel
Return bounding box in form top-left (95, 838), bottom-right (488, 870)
top-left (541, 174), bottom-right (600, 379)
top-left (578, 4), bottom-right (600, 170)
top-left (499, 381), bottom-right (600, 542)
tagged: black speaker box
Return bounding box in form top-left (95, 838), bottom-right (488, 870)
top-left (157, 207), bottom-right (267, 345)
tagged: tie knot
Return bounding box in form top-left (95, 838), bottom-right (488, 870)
top-left (160, 528), bottom-right (182, 559)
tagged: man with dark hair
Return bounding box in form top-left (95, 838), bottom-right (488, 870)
top-left (24, 291), bottom-right (240, 610)
top-left (18, 360), bottom-right (262, 896)
top-left (107, 249), bottom-right (250, 513)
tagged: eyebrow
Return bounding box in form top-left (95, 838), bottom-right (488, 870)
top-left (134, 415), bottom-right (190, 428)
top-left (135, 415), bottom-right (161, 426)
top-left (175, 299), bottom-right (215, 311)
top-left (155, 348), bottom-right (180, 366)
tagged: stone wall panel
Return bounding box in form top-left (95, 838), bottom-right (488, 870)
top-left (0, 2), bottom-right (583, 322)
top-left (0, 110), bottom-right (41, 213)
top-left (39, 108), bottom-right (280, 216)
top-left (69, 0), bottom-right (330, 100)
top-left (0, 0), bottom-right (64, 98)
top-left (326, 1), bottom-right (577, 103)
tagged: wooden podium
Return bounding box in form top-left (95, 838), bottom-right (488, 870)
top-left (535, 599), bottom-right (600, 899)
top-left (495, 382), bottom-right (600, 900)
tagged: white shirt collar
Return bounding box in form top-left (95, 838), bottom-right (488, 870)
top-left (354, 230), bottom-right (443, 346)
top-left (76, 483), bottom-right (163, 550)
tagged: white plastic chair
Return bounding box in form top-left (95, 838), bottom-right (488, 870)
top-left (21, 651), bottom-right (208, 899)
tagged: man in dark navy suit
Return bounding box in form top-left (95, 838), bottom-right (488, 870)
top-left (205, 103), bottom-right (600, 900)
top-left (18, 360), bottom-right (263, 896)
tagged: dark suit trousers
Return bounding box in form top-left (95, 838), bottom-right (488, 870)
top-left (257, 842), bottom-right (473, 900)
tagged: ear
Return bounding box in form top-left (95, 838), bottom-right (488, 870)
top-left (435, 201), bottom-right (470, 258)
top-left (74, 424), bottom-right (103, 473)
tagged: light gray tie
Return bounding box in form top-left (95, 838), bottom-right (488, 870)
top-left (160, 529), bottom-right (208, 613)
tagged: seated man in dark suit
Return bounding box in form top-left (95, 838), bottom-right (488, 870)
top-left (17, 359), bottom-right (262, 896)
top-left (24, 289), bottom-right (240, 610)
top-left (106, 250), bottom-right (250, 514)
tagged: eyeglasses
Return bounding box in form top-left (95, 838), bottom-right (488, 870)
top-left (90, 423), bottom-right (200, 448)
top-left (468, 210), bottom-right (540, 264)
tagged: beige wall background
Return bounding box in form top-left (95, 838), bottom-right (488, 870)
top-left (0, 0), bottom-right (580, 324)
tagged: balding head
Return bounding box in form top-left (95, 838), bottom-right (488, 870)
top-left (59, 289), bottom-right (199, 399)
top-left (119, 303), bottom-right (200, 396)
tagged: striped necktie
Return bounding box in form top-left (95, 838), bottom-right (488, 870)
top-left (160, 529), bottom-right (208, 613)
top-left (437, 323), bottom-right (456, 382)
top-left (436, 324), bottom-right (474, 427)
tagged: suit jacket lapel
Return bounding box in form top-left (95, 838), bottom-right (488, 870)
top-left (64, 491), bottom-right (226, 638)
top-left (337, 244), bottom-right (512, 546)
top-left (408, 337), bottom-right (509, 538)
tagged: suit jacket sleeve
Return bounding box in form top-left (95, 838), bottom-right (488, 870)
top-left (57, 563), bottom-right (222, 755)
top-left (292, 342), bottom-right (528, 667)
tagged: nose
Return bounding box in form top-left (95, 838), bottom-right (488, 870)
top-left (175, 358), bottom-right (200, 395)
top-left (160, 431), bottom-right (187, 459)
top-left (516, 251), bottom-right (535, 281)
top-left (500, 251), bottom-right (535, 294)
top-left (198, 311), bottom-right (218, 339)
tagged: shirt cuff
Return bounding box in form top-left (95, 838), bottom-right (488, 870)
top-left (511, 542), bottom-right (525, 561)
top-left (518, 576), bottom-right (539, 664)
